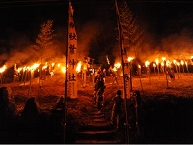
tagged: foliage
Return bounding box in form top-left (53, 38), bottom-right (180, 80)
top-left (118, 1), bottom-right (143, 54)
top-left (35, 19), bottom-right (56, 63)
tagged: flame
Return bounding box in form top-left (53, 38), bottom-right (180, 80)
top-left (162, 57), bottom-right (166, 61)
top-left (31, 63), bottom-right (40, 71)
top-left (61, 67), bottom-right (66, 74)
top-left (127, 57), bottom-right (134, 62)
top-left (161, 62), bottom-right (164, 66)
top-left (145, 61), bottom-right (150, 67)
top-left (155, 59), bottom-right (159, 65)
top-left (180, 60), bottom-right (184, 65)
top-left (173, 59), bottom-right (177, 64)
top-left (153, 63), bottom-right (156, 67)
top-left (51, 63), bottom-right (55, 67)
top-left (185, 61), bottom-right (188, 66)
top-left (113, 67), bottom-right (117, 72)
top-left (166, 60), bottom-right (171, 67)
top-left (76, 61), bottom-right (82, 73)
top-left (17, 67), bottom-right (22, 73)
top-left (112, 62), bottom-right (121, 72)
top-left (0, 65), bottom-right (6, 73)
top-left (114, 62), bottom-right (121, 68)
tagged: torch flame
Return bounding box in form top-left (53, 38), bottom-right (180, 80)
top-left (0, 65), bottom-right (6, 73)
top-left (127, 57), bottom-right (134, 62)
top-left (76, 61), bottom-right (82, 73)
top-left (145, 61), bottom-right (150, 67)
top-left (61, 67), bottom-right (66, 74)
top-left (155, 59), bottom-right (159, 65)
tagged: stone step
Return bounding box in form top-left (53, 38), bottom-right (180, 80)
top-left (75, 139), bottom-right (122, 144)
top-left (92, 110), bottom-right (104, 115)
top-left (79, 121), bottom-right (113, 131)
top-left (92, 114), bottom-right (105, 118)
top-left (76, 129), bottom-right (118, 140)
top-left (92, 117), bottom-right (106, 123)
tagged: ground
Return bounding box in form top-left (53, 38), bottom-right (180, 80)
top-left (1, 72), bottom-right (193, 143)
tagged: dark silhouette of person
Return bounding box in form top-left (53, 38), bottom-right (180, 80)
top-left (111, 90), bottom-right (123, 129)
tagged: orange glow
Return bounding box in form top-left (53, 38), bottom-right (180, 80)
top-left (155, 59), bottom-right (159, 65)
top-left (61, 67), bottom-right (66, 74)
top-left (76, 61), bottom-right (82, 72)
top-left (161, 62), bottom-right (164, 66)
top-left (180, 60), bottom-right (184, 65)
top-left (51, 63), bottom-right (55, 67)
top-left (114, 62), bottom-right (121, 68)
top-left (127, 57), bottom-right (134, 62)
top-left (166, 60), bottom-right (171, 67)
top-left (173, 59), bottom-right (177, 64)
top-left (162, 57), bottom-right (166, 61)
top-left (0, 65), bottom-right (6, 73)
top-left (145, 61), bottom-right (150, 67)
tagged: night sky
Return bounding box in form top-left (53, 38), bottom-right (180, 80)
top-left (1, 0), bottom-right (193, 66)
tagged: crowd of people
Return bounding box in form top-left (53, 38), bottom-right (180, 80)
top-left (93, 67), bottom-right (123, 129)
top-left (93, 68), bottom-right (106, 111)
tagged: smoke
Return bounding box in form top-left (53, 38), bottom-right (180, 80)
top-left (0, 18), bottom-right (103, 69)
top-left (77, 20), bottom-right (102, 60)
top-left (133, 28), bottom-right (193, 63)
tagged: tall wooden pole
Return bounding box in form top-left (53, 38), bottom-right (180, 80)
top-left (64, 0), bottom-right (69, 143)
top-left (115, 0), bottom-right (129, 143)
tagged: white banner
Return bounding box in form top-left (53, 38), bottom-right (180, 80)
top-left (67, 2), bottom-right (77, 99)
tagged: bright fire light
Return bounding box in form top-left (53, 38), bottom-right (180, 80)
top-left (61, 67), bottom-right (66, 74)
top-left (0, 65), bottom-right (6, 73)
top-left (76, 61), bottom-right (82, 73)
top-left (145, 61), bottom-right (150, 67)
top-left (127, 57), bottom-right (134, 62)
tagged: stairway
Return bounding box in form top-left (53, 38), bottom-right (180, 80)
top-left (75, 105), bottom-right (123, 144)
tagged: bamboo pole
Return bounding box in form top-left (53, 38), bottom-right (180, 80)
top-left (115, 0), bottom-right (129, 143)
top-left (63, 0), bottom-right (70, 143)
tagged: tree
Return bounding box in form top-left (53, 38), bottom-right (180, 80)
top-left (118, 0), bottom-right (143, 57)
top-left (35, 19), bottom-right (55, 64)
top-left (35, 19), bottom-right (55, 91)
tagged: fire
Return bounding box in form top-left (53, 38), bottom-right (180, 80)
top-left (180, 60), bottom-right (184, 65)
top-left (127, 57), bottom-right (134, 62)
top-left (166, 60), bottom-right (171, 67)
top-left (155, 59), bottom-right (159, 65)
top-left (76, 61), bottom-right (82, 73)
top-left (162, 57), bottom-right (166, 61)
top-left (112, 62), bottom-right (121, 72)
top-left (173, 59), bottom-right (177, 64)
top-left (51, 63), bottom-right (55, 67)
top-left (145, 61), bottom-right (150, 67)
top-left (161, 62), bottom-right (164, 66)
top-left (31, 63), bottom-right (40, 71)
top-left (61, 67), bottom-right (66, 74)
top-left (114, 62), bottom-right (121, 68)
top-left (0, 65), bottom-right (6, 73)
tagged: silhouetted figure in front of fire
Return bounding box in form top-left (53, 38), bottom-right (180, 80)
top-left (111, 90), bottom-right (123, 129)
top-left (167, 67), bottom-right (175, 80)
top-left (93, 72), bottom-right (100, 104)
top-left (95, 76), bottom-right (106, 111)
top-left (102, 69), bottom-right (106, 83)
top-left (112, 71), bottom-right (118, 85)
top-left (93, 70), bottom-right (105, 103)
